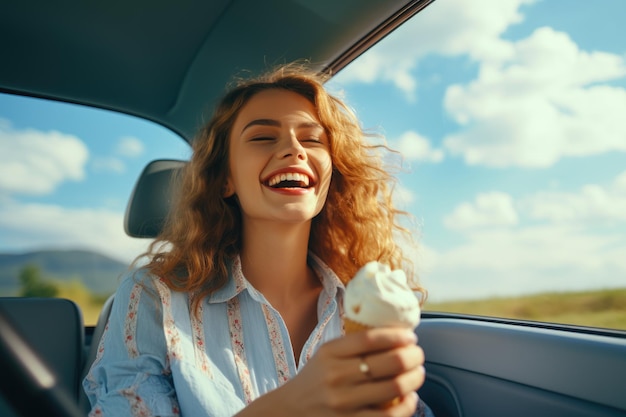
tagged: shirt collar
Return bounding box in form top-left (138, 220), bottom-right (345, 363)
top-left (207, 253), bottom-right (345, 304)
top-left (308, 252), bottom-right (345, 301)
top-left (207, 256), bottom-right (246, 304)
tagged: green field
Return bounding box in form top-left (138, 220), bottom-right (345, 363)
top-left (76, 287), bottom-right (626, 330)
top-left (9, 261), bottom-right (626, 331)
top-left (425, 288), bottom-right (626, 331)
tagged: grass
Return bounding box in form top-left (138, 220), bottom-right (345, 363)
top-left (424, 288), bottom-right (626, 331)
top-left (54, 279), bottom-right (112, 326)
top-left (58, 282), bottom-right (626, 330)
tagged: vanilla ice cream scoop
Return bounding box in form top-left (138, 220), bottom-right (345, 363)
top-left (343, 261), bottom-right (421, 329)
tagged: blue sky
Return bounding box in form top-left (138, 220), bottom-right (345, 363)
top-left (1, 0), bottom-right (625, 301)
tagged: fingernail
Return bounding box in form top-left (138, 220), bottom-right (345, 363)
top-left (404, 330), bottom-right (418, 343)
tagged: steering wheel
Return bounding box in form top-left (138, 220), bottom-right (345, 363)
top-left (0, 308), bottom-right (84, 417)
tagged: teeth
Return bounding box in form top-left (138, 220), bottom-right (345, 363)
top-left (267, 172), bottom-right (310, 187)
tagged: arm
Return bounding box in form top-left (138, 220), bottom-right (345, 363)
top-left (82, 272), bottom-right (180, 416)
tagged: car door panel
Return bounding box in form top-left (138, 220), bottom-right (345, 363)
top-left (417, 318), bottom-right (626, 417)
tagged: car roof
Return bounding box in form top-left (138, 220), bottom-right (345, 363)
top-left (0, 0), bottom-right (434, 143)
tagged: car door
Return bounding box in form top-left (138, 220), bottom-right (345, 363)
top-left (417, 316), bottom-right (626, 416)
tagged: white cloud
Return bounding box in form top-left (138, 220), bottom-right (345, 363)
top-left (90, 136), bottom-right (145, 173)
top-left (425, 172), bottom-right (626, 301)
top-left (444, 172), bottom-right (626, 234)
top-left (421, 224), bottom-right (626, 302)
top-left (616, 171), bottom-right (626, 189)
top-left (0, 200), bottom-right (150, 264)
top-left (444, 191), bottom-right (519, 231)
top-left (0, 122), bottom-right (89, 195)
top-left (335, 0), bottom-right (626, 168)
top-left (116, 136), bottom-right (144, 157)
top-left (521, 170), bottom-right (626, 223)
top-left (332, 44), bottom-right (418, 101)
top-left (413, 243), bottom-right (439, 283)
top-left (91, 136), bottom-right (145, 174)
top-left (92, 157), bottom-right (125, 173)
top-left (393, 183), bottom-right (417, 210)
top-left (394, 131), bottom-right (444, 163)
top-left (333, 0), bottom-right (535, 98)
top-left (443, 26), bottom-right (626, 168)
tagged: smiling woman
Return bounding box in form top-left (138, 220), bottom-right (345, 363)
top-left (79, 63), bottom-right (432, 417)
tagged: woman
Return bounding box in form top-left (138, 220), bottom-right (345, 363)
top-left (84, 63), bottom-right (433, 417)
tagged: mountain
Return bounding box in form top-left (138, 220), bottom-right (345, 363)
top-left (0, 249), bottom-right (130, 295)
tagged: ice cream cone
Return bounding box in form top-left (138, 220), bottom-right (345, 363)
top-left (343, 261), bottom-right (422, 410)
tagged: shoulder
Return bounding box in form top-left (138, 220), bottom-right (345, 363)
top-left (115, 267), bottom-right (158, 298)
top-left (111, 267), bottom-right (177, 314)
top-left (117, 267), bottom-right (182, 295)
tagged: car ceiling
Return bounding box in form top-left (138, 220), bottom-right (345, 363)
top-left (0, 0), bottom-right (434, 144)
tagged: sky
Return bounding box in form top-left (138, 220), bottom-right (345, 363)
top-left (1, 0), bottom-right (625, 302)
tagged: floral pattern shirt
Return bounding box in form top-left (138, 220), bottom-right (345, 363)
top-left (83, 254), bottom-right (433, 417)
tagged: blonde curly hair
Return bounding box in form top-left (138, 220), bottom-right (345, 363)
top-left (139, 63), bottom-right (424, 312)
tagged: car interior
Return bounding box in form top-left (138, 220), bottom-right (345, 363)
top-left (1, 0), bottom-right (625, 416)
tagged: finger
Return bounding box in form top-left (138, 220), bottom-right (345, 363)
top-left (364, 344), bottom-right (424, 381)
top-left (341, 366), bottom-right (426, 409)
top-left (317, 331), bottom-right (420, 387)
top-left (355, 391), bottom-right (419, 417)
top-left (328, 327), bottom-right (417, 358)
top-left (394, 365), bottom-right (426, 397)
top-left (375, 365), bottom-right (425, 403)
top-left (340, 344), bottom-right (423, 386)
top-left (389, 391), bottom-right (420, 417)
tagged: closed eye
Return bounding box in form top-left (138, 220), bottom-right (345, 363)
top-left (300, 138), bottom-right (324, 144)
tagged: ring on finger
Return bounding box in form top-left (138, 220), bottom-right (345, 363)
top-left (359, 356), bottom-right (373, 379)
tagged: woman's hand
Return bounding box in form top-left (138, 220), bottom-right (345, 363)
top-left (278, 327), bottom-right (425, 416)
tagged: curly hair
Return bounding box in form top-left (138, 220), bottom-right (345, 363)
top-left (139, 62), bottom-right (422, 312)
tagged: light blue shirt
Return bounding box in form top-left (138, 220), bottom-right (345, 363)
top-left (83, 254), bottom-right (433, 417)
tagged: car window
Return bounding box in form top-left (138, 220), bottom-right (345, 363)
top-left (0, 93), bottom-right (190, 326)
top-left (328, 0), bottom-right (626, 330)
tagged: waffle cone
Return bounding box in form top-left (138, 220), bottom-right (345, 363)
top-left (343, 317), bottom-right (373, 334)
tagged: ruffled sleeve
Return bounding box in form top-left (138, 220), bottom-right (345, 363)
top-left (83, 270), bottom-right (181, 416)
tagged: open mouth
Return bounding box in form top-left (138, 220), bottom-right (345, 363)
top-left (265, 172), bottom-right (313, 189)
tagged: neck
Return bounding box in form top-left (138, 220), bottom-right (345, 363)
top-left (240, 219), bottom-right (318, 305)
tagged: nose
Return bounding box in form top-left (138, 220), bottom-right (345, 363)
top-left (278, 133), bottom-right (306, 161)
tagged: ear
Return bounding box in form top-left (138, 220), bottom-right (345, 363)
top-left (223, 179), bottom-right (235, 197)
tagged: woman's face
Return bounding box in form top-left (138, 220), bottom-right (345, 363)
top-left (226, 88), bottom-right (333, 226)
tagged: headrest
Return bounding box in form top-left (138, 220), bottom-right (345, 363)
top-left (124, 159), bottom-right (186, 238)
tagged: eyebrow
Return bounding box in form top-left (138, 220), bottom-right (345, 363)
top-left (241, 119), bottom-right (323, 134)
